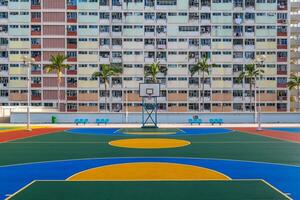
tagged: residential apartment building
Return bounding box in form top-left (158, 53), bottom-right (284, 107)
top-left (0, 0), bottom-right (291, 112)
top-left (291, 2), bottom-right (300, 73)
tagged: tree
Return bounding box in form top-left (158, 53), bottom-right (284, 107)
top-left (92, 64), bottom-right (122, 112)
top-left (287, 73), bottom-right (300, 112)
top-left (189, 56), bottom-right (215, 112)
top-left (144, 62), bottom-right (167, 83)
top-left (237, 63), bottom-right (264, 112)
top-left (44, 54), bottom-right (69, 111)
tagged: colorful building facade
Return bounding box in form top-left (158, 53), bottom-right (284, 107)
top-left (0, 0), bottom-right (292, 112)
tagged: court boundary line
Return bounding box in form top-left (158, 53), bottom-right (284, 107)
top-left (5, 141), bottom-right (288, 144)
top-left (1, 156), bottom-right (299, 168)
top-left (5, 180), bottom-right (36, 200)
top-left (6, 179), bottom-right (290, 199)
top-left (261, 179), bottom-right (292, 200)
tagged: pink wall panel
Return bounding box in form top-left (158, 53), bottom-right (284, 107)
top-left (43, 25), bottom-right (65, 35)
top-left (43, 0), bottom-right (65, 9)
top-left (43, 51), bottom-right (65, 61)
top-left (43, 90), bottom-right (65, 100)
top-left (43, 77), bottom-right (65, 87)
top-left (43, 12), bottom-right (65, 22)
top-left (43, 38), bottom-right (65, 48)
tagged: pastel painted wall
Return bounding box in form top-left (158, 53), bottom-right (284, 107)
top-left (10, 112), bottom-right (300, 124)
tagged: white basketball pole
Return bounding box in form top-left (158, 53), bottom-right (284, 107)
top-left (22, 56), bottom-right (35, 132)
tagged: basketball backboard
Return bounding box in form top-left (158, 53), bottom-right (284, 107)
top-left (139, 83), bottom-right (160, 97)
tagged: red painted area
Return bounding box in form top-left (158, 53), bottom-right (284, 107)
top-left (231, 127), bottom-right (300, 143)
top-left (0, 128), bottom-right (68, 143)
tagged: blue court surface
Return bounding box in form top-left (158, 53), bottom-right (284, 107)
top-left (0, 157), bottom-right (299, 200)
top-left (266, 127), bottom-right (300, 133)
top-left (66, 128), bottom-right (233, 136)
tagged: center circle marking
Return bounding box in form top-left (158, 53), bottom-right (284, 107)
top-left (109, 138), bottom-right (191, 149)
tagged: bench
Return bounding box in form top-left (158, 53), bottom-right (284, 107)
top-left (188, 118), bottom-right (202, 125)
top-left (209, 118), bottom-right (224, 125)
top-left (96, 118), bottom-right (109, 125)
top-left (74, 118), bottom-right (88, 125)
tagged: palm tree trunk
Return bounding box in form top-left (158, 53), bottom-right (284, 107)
top-left (105, 84), bottom-right (107, 112)
top-left (202, 71), bottom-right (205, 112)
top-left (249, 80), bottom-right (252, 112)
top-left (57, 77), bottom-right (61, 112)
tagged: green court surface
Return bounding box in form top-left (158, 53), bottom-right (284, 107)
top-left (9, 180), bottom-right (289, 200)
top-left (1, 130), bottom-right (300, 166)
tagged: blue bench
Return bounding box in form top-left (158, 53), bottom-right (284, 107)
top-left (188, 118), bottom-right (202, 125)
top-left (74, 118), bottom-right (88, 125)
top-left (96, 118), bottom-right (109, 125)
top-left (209, 118), bottom-right (224, 125)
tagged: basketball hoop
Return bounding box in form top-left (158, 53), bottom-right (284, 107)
top-left (139, 83), bottom-right (160, 128)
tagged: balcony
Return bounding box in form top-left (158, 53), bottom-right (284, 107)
top-left (67, 18), bottom-right (77, 23)
top-left (31, 43), bottom-right (41, 49)
top-left (276, 69), bottom-right (287, 75)
top-left (67, 43), bottom-right (77, 49)
top-left (277, 57), bottom-right (287, 62)
top-left (67, 57), bottom-right (77, 62)
top-left (31, 70), bottom-right (41, 75)
top-left (277, 83), bottom-right (287, 88)
top-left (277, 3), bottom-right (287, 10)
top-left (67, 70), bottom-right (77, 75)
top-left (31, 17), bottom-right (41, 23)
top-left (67, 82), bottom-right (77, 88)
top-left (31, 83), bottom-right (41, 88)
top-left (32, 96), bottom-right (41, 101)
top-left (31, 30), bottom-right (41, 36)
top-left (277, 43), bottom-right (287, 49)
top-left (31, 4), bottom-right (41, 9)
top-left (277, 31), bottom-right (287, 37)
top-left (67, 31), bottom-right (77, 36)
top-left (67, 96), bottom-right (77, 101)
top-left (67, 3), bottom-right (77, 10)
top-left (32, 55), bottom-right (41, 62)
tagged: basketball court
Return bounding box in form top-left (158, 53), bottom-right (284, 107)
top-left (0, 126), bottom-right (299, 200)
top-left (0, 84), bottom-right (299, 200)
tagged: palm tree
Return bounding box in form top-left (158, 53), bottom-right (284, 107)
top-left (144, 62), bottom-right (167, 83)
top-left (92, 64), bottom-right (122, 112)
top-left (44, 54), bottom-right (69, 111)
top-left (288, 73), bottom-right (300, 112)
top-left (189, 56), bottom-right (215, 112)
top-left (237, 63), bottom-right (264, 112)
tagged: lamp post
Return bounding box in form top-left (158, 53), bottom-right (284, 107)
top-left (254, 55), bottom-right (266, 131)
top-left (125, 87), bottom-right (128, 123)
top-left (22, 56), bottom-right (35, 132)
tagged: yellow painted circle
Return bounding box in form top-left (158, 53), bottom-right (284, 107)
top-left (67, 162), bottom-right (230, 181)
top-left (109, 138), bottom-right (191, 149)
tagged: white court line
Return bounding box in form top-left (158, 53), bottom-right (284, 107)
top-left (0, 156), bottom-right (300, 168)
top-left (5, 141), bottom-right (288, 144)
top-left (261, 179), bottom-right (292, 200)
top-left (5, 181), bottom-right (36, 200)
top-left (7, 179), bottom-right (290, 200)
